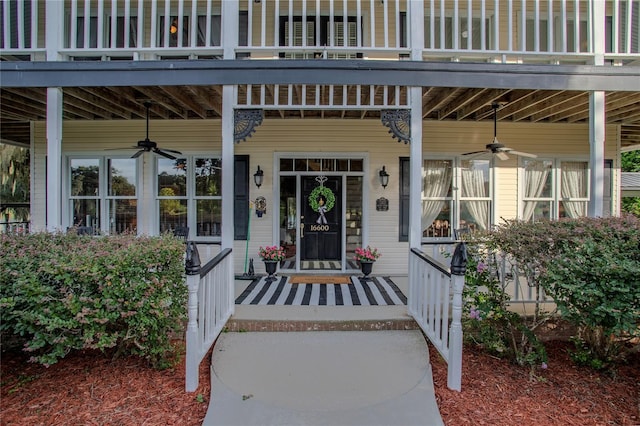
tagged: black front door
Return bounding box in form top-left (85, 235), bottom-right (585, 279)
top-left (301, 176), bottom-right (341, 263)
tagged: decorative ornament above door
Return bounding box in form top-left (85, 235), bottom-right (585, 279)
top-left (381, 109), bottom-right (411, 144)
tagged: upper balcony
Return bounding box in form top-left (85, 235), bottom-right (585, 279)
top-left (1, 0), bottom-right (638, 65)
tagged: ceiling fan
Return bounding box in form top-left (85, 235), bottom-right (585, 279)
top-left (108, 102), bottom-right (182, 160)
top-left (462, 102), bottom-right (537, 161)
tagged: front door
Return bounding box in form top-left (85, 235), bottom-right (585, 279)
top-left (301, 176), bottom-right (341, 269)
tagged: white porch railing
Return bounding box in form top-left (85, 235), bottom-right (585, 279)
top-left (408, 245), bottom-right (465, 391)
top-left (0, 221), bottom-right (31, 234)
top-left (185, 245), bottom-right (234, 392)
top-left (2, 1), bottom-right (637, 64)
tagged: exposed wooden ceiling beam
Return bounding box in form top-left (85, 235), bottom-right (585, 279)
top-left (455, 89), bottom-right (512, 120)
top-left (436, 88), bottom-right (485, 120)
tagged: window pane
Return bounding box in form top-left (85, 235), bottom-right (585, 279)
top-left (461, 160), bottom-right (490, 197)
top-left (422, 200), bottom-right (452, 238)
top-left (422, 160), bottom-right (453, 197)
top-left (159, 199), bottom-right (187, 233)
top-left (109, 199), bottom-right (137, 234)
top-left (524, 160), bottom-right (553, 198)
top-left (561, 162), bottom-right (588, 199)
top-left (196, 199), bottom-right (221, 237)
top-left (460, 200), bottom-right (490, 231)
top-left (195, 158), bottom-right (221, 196)
top-left (560, 201), bottom-right (587, 218)
top-left (350, 159), bottom-right (363, 172)
top-left (108, 158), bottom-right (137, 196)
top-left (280, 158), bottom-right (294, 171)
top-left (72, 199), bottom-right (99, 228)
top-left (346, 176), bottom-right (363, 269)
top-left (157, 158), bottom-right (187, 197)
top-left (524, 200), bottom-right (551, 221)
top-left (71, 159), bottom-right (100, 196)
top-left (336, 159), bottom-right (349, 171)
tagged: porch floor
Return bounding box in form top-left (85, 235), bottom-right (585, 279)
top-left (201, 276), bottom-right (443, 425)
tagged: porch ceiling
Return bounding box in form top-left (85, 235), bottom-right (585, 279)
top-left (1, 85), bottom-right (639, 148)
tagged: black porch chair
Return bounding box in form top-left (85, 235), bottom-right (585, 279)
top-left (173, 226), bottom-right (189, 241)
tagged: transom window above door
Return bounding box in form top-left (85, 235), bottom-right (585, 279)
top-left (280, 158), bottom-right (363, 172)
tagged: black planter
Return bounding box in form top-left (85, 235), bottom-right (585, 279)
top-left (359, 260), bottom-right (374, 278)
top-left (263, 260), bottom-right (278, 278)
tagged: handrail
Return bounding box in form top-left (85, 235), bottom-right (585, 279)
top-left (410, 247), bottom-right (451, 276)
top-left (200, 247), bottom-right (232, 278)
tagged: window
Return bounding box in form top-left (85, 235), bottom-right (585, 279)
top-left (156, 156), bottom-right (222, 239)
top-left (159, 16), bottom-right (190, 47)
top-left (425, 15), bottom-right (492, 50)
top-left (416, 158), bottom-right (492, 240)
top-left (279, 16), bottom-right (361, 58)
top-left (68, 157), bottom-right (138, 234)
top-left (421, 159), bottom-right (453, 238)
top-left (1, 0), bottom-right (33, 49)
top-left (520, 159), bottom-right (589, 220)
top-left (460, 160), bottom-right (491, 231)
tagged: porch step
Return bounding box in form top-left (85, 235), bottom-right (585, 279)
top-left (227, 306), bottom-right (419, 332)
top-left (224, 317), bottom-right (419, 332)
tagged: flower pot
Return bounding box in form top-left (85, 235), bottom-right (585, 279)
top-left (263, 260), bottom-right (278, 278)
top-left (359, 260), bottom-right (374, 278)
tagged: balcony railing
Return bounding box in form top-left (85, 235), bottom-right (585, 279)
top-left (1, 1), bottom-right (638, 64)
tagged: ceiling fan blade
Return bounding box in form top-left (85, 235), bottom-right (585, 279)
top-left (161, 148), bottom-right (183, 155)
top-left (463, 152), bottom-right (491, 160)
top-left (131, 150), bottom-right (145, 158)
top-left (461, 150), bottom-right (488, 156)
top-left (154, 148), bottom-right (177, 160)
top-left (496, 152), bottom-right (510, 161)
top-left (508, 150), bottom-right (537, 158)
top-left (105, 146), bottom-right (138, 151)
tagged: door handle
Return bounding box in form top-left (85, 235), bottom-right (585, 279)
top-left (300, 216), bottom-right (304, 239)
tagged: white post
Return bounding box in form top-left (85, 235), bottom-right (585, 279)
top-left (46, 88), bottom-right (64, 232)
top-left (185, 273), bottom-right (200, 392)
top-left (588, 0), bottom-right (605, 218)
top-left (588, 91), bottom-right (605, 217)
top-left (447, 273), bottom-right (464, 391)
top-left (221, 0), bottom-right (238, 250)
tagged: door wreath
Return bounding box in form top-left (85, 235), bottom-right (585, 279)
top-left (309, 185), bottom-right (335, 225)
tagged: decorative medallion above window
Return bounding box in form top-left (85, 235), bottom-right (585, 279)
top-left (381, 109), bottom-right (411, 144)
top-left (234, 109), bottom-right (264, 143)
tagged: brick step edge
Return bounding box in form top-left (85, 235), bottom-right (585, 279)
top-left (224, 318), bottom-right (420, 332)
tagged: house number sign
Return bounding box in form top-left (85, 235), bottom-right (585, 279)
top-left (376, 197), bottom-right (389, 211)
top-left (309, 224), bottom-right (330, 232)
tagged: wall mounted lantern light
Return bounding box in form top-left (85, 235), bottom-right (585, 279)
top-left (379, 165), bottom-right (390, 189)
top-left (254, 165), bottom-right (264, 188)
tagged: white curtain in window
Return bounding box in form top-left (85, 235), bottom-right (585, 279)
top-left (523, 161), bottom-right (550, 221)
top-left (561, 162), bottom-right (587, 218)
top-left (461, 168), bottom-right (489, 230)
top-left (421, 161), bottom-right (452, 233)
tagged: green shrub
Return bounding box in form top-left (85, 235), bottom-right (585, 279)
top-left (0, 232), bottom-right (187, 368)
top-left (486, 216), bottom-right (640, 367)
top-left (462, 243), bottom-right (548, 374)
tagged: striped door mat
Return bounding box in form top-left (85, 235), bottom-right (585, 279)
top-left (236, 276), bottom-right (407, 306)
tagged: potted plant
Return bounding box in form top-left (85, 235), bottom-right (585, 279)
top-left (354, 246), bottom-right (381, 278)
top-left (258, 245), bottom-right (286, 278)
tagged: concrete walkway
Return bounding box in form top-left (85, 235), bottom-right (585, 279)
top-left (201, 276), bottom-right (444, 426)
top-left (202, 329), bottom-right (444, 426)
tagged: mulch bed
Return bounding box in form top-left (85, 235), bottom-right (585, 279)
top-left (1, 340), bottom-right (638, 425)
top-left (1, 343), bottom-right (211, 426)
top-left (429, 340), bottom-right (640, 426)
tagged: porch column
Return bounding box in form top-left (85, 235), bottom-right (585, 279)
top-left (44, 1), bottom-right (65, 232)
top-left (46, 88), bottom-right (63, 232)
top-left (221, 86), bottom-right (235, 249)
top-left (588, 0), bottom-right (606, 217)
top-left (588, 91), bottom-right (605, 217)
top-left (408, 1), bottom-right (424, 248)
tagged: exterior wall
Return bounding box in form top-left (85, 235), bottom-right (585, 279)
top-left (32, 118), bottom-right (619, 275)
